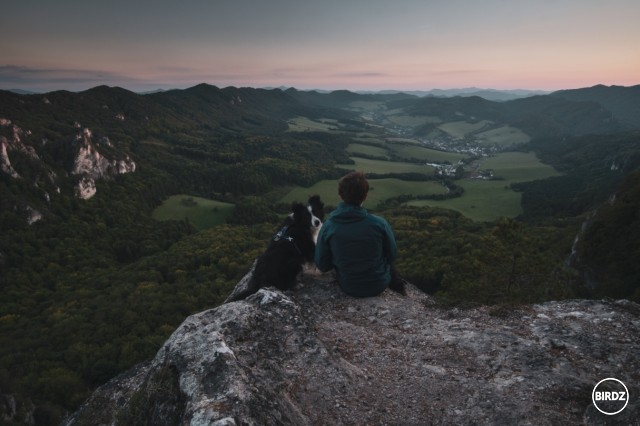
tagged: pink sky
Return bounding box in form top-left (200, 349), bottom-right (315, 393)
top-left (1, 0), bottom-right (638, 92)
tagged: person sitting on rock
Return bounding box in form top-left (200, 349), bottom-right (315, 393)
top-left (314, 171), bottom-right (406, 297)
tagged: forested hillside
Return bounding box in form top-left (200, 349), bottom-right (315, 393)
top-left (573, 170), bottom-right (640, 300)
top-left (551, 84), bottom-right (640, 130)
top-left (1, 84), bottom-right (639, 424)
top-left (514, 131), bottom-right (640, 218)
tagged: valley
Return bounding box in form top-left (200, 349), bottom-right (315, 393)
top-left (277, 107), bottom-right (559, 221)
top-left (1, 84), bottom-right (639, 424)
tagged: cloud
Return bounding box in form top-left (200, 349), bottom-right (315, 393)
top-left (0, 65), bottom-right (135, 91)
top-left (429, 69), bottom-right (489, 76)
top-left (330, 72), bottom-right (390, 78)
top-left (0, 64), bottom-right (271, 92)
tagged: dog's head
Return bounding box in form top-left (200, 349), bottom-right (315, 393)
top-left (289, 195), bottom-right (323, 233)
top-left (307, 195), bottom-right (325, 223)
top-left (291, 202), bottom-right (314, 228)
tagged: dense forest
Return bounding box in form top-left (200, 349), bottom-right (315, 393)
top-left (0, 84), bottom-right (639, 424)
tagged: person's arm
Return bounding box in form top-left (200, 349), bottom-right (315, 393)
top-left (382, 219), bottom-right (398, 263)
top-left (314, 225), bottom-right (334, 272)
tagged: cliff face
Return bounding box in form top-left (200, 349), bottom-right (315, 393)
top-left (64, 272), bottom-right (639, 425)
top-left (0, 116), bottom-right (137, 224)
top-left (72, 127), bottom-right (136, 200)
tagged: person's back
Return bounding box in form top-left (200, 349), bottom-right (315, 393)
top-left (314, 171), bottom-right (401, 297)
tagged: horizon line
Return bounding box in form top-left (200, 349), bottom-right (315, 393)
top-left (4, 82), bottom-right (639, 96)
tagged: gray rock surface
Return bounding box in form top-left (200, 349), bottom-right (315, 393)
top-left (65, 271), bottom-right (640, 425)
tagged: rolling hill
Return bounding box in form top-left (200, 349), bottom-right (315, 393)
top-left (1, 83), bottom-right (639, 424)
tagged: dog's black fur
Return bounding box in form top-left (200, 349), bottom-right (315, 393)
top-left (228, 196), bottom-right (324, 302)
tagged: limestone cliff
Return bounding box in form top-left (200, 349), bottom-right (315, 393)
top-left (64, 272), bottom-right (639, 425)
top-left (72, 127), bottom-right (136, 200)
top-left (0, 117), bottom-right (136, 223)
top-left (0, 120), bottom-right (54, 224)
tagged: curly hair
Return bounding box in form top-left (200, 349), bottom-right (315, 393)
top-left (338, 171), bottom-right (369, 205)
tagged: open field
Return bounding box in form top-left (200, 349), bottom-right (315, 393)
top-left (346, 143), bottom-right (390, 158)
top-left (282, 178), bottom-right (447, 209)
top-left (390, 144), bottom-right (467, 163)
top-left (481, 152), bottom-right (561, 181)
top-left (407, 180), bottom-right (524, 221)
top-left (338, 157), bottom-right (435, 174)
top-left (152, 195), bottom-right (235, 230)
top-left (438, 120), bottom-right (492, 138)
top-left (475, 126), bottom-right (530, 146)
top-left (351, 136), bottom-right (387, 146)
top-left (408, 152), bottom-right (561, 221)
top-left (385, 114), bottom-right (438, 127)
top-left (348, 137), bottom-right (469, 163)
top-left (286, 116), bottom-right (340, 132)
top-left (386, 138), bottom-right (422, 144)
top-left (291, 146), bottom-right (560, 221)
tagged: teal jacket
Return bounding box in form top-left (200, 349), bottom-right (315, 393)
top-left (315, 202), bottom-right (397, 297)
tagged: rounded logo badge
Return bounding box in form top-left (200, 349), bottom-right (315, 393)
top-left (592, 378), bottom-right (629, 415)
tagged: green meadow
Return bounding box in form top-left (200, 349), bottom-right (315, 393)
top-left (407, 180), bottom-right (524, 222)
top-left (385, 114), bottom-right (440, 127)
top-left (285, 151), bottom-right (559, 221)
top-left (438, 120), bottom-right (492, 138)
top-left (338, 157), bottom-right (435, 174)
top-left (475, 126), bottom-right (530, 146)
top-left (283, 155), bottom-right (446, 209)
top-left (386, 137), bottom-right (422, 145)
top-left (346, 143), bottom-right (390, 158)
top-left (281, 178), bottom-right (447, 209)
top-left (482, 152), bottom-right (561, 181)
top-left (347, 137), bottom-right (469, 163)
top-left (286, 116), bottom-right (340, 132)
top-left (351, 136), bottom-right (387, 146)
top-left (153, 195), bottom-right (235, 230)
top-left (389, 144), bottom-right (467, 163)
top-left (408, 152), bottom-right (561, 221)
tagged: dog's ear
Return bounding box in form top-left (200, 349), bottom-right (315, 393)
top-left (308, 194), bottom-right (321, 204)
top-left (308, 195), bottom-right (324, 209)
top-left (308, 195), bottom-right (324, 219)
top-left (291, 202), bottom-right (306, 216)
top-left (291, 202), bottom-right (310, 224)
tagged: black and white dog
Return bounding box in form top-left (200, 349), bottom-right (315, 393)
top-left (227, 195), bottom-right (324, 301)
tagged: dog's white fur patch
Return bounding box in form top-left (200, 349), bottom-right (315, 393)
top-left (307, 205), bottom-right (323, 244)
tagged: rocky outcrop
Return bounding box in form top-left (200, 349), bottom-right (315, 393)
top-left (0, 122), bottom-right (40, 179)
top-left (0, 394), bottom-right (35, 425)
top-left (1, 121), bottom-right (50, 223)
top-left (72, 128), bottom-right (136, 200)
top-left (1, 118), bottom-right (136, 208)
top-left (65, 272), bottom-right (639, 425)
top-left (0, 136), bottom-right (20, 178)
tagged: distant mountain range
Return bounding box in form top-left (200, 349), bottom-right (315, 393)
top-left (9, 84), bottom-right (639, 104)
top-left (6, 88), bottom-right (36, 95)
top-left (354, 87), bottom-right (551, 101)
top-left (258, 86), bottom-right (552, 101)
top-left (8, 86), bottom-right (553, 101)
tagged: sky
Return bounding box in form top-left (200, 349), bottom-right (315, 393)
top-left (1, 0), bottom-right (639, 93)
